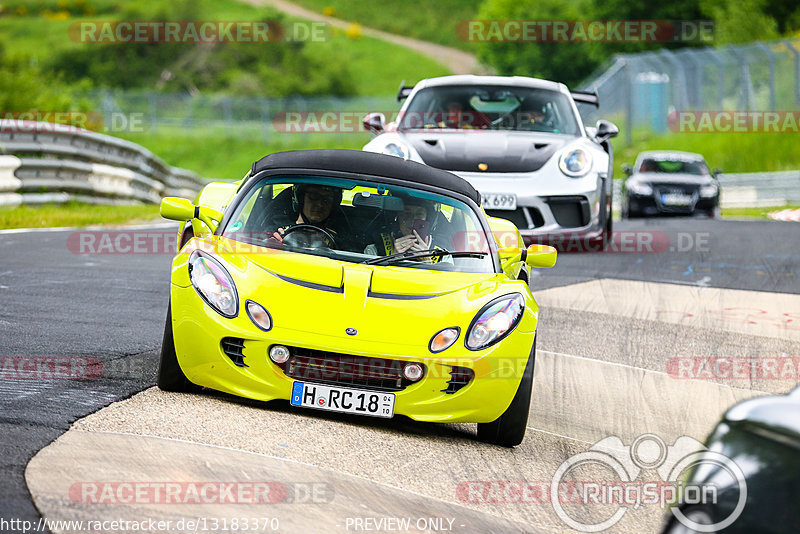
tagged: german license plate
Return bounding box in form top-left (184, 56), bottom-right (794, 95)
top-left (661, 193), bottom-right (693, 206)
top-left (290, 382), bottom-right (395, 418)
top-left (481, 193), bottom-right (517, 210)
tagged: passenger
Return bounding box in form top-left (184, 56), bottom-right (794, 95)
top-left (365, 194), bottom-right (444, 261)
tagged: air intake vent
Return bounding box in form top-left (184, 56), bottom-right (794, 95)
top-left (276, 347), bottom-right (421, 392)
top-left (221, 337), bottom-right (247, 367)
top-left (442, 366), bottom-right (474, 394)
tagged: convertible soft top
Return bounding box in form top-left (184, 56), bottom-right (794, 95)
top-left (250, 149), bottom-right (481, 204)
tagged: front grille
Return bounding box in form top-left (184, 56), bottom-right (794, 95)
top-left (221, 337), bottom-right (247, 367)
top-left (486, 207), bottom-right (544, 229)
top-left (546, 196), bottom-right (590, 228)
top-left (486, 208), bottom-right (528, 229)
top-left (277, 347), bottom-right (421, 392)
top-left (442, 366), bottom-right (474, 394)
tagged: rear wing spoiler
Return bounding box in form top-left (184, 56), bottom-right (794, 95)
top-left (571, 89), bottom-right (599, 107)
top-left (397, 85), bottom-right (414, 102)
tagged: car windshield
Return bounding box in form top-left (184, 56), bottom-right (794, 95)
top-left (220, 176), bottom-right (496, 273)
top-left (638, 158), bottom-right (710, 175)
top-left (398, 85), bottom-right (581, 135)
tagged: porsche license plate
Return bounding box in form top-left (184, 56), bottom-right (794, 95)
top-left (661, 193), bottom-right (693, 206)
top-left (481, 193), bottom-right (517, 210)
top-left (291, 382), bottom-right (395, 418)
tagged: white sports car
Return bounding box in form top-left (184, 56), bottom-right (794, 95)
top-left (363, 75), bottom-right (619, 250)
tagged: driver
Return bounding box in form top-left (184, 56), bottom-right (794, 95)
top-left (270, 184), bottom-right (344, 244)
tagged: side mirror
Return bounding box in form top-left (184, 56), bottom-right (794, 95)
top-left (160, 197), bottom-right (194, 221)
top-left (712, 168), bottom-right (722, 177)
top-left (524, 244), bottom-right (557, 268)
top-left (622, 164), bottom-right (632, 177)
top-left (594, 120), bottom-right (619, 143)
top-left (160, 197), bottom-right (223, 232)
top-left (362, 112), bottom-right (386, 134)
top-left (498, 244), bottom-right (557, 269)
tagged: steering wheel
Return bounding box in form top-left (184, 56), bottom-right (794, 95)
top-left (280, 224), bottom-right (338, 249)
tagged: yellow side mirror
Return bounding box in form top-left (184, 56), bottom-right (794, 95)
top-left (160, 197), bottom-right (223, 233)
top-left (160, 197), bottom-right (195, 221)
top-left (524, 244), bottom-right (557, 268)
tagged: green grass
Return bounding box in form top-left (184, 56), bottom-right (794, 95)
top-left (0, 0), bottom-right (450, 96)
top-left (290, 0), bottom-right (482, 51)
top-left (721, 205), bottom-right (800, 219)
top-left (0, 201), bottom-right (160, 229)
top-left (117, 126), bottom-right (372, 179)
top-left (612, 129), bottom-right (800, 178)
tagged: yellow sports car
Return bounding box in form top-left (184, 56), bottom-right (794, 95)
top-left (158, 149), bottom-right (556, 447)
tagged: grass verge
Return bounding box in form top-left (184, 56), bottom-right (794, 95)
top-left (0, 202), bottom-right (161, 230)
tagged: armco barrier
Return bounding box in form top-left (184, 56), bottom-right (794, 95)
top-left (0, 120), bottom-right (205, 206)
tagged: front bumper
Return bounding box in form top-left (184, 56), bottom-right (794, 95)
top-left (628, 192), bottom-right (718, 215)
top-left (170, 284), bottom-right (536, 423)
top-left (455, 170), bottom-right (606, 245)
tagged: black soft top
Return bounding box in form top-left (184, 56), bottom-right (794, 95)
top-left (250, 149), bottom-right (480, 204)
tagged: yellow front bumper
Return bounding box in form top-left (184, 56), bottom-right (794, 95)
top-left (171, 284), bottom-right (536, 423)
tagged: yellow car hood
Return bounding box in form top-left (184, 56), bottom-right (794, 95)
top-left (226, 246), bottom-right (523, 347)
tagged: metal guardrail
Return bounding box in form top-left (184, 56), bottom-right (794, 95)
top-left (611, 170), bottom-right (800, 209)
top-left (718, 170), bottom-right (800, 208)
top-left (0, 121), bottom-right (205, 207)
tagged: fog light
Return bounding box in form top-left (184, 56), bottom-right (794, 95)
top-left (403, 362), bottom-right (424, 381)
top-left (269, 345), bottom-right (290, 364)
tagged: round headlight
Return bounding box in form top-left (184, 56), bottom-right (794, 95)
top-left (188, 251), bottom-right (238, 318)
top-left (559, 148), bottom-right (592, 177)
top-left (466, 294), bottom-right (525, 351)
top-left (382, 142), bottom-right (409, 159)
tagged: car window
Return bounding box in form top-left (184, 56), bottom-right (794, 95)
top-left (638, 158), bottom-right (710, 176)
top-left (399, 85), bottom-right (581, 135)
top-left (220, 176), bottom-right (496, 273)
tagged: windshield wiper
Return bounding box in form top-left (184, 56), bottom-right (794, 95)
top-left (362, 248), bottom-right (488, 266)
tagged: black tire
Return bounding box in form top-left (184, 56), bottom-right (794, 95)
top-left (477, 338), bottom-right (536, 447)
top-left (157, 303), bottom-right (199, 392)
top-left (602, 203), bottom-right (613, 250)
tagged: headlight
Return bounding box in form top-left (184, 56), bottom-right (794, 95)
top-left (188, 251), bottom-right (238, 318)
top-left (466, 294), bottom-right (525, 351)
top-left (382, 142), bottom-right (409, 159)
top-left (558, 148), bottom-right (592, 177)
top-left (699, 183), bottom-right (719, 197)
top-left (628, 181), bottom-right (653, 196)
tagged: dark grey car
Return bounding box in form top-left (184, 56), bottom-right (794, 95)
top-left (622, 151), bottom-right (721, 218)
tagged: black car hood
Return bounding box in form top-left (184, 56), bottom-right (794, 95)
top-left (725, 386), bottom-right (800, 441)
top-left (632, 172), bottom-right (714, 186)
top-left (403, 131), bottom-right (570, 173)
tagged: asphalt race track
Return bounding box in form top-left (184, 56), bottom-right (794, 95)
top-left (1, 217), bottom-right (798, 533)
